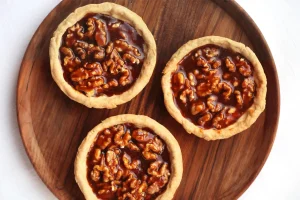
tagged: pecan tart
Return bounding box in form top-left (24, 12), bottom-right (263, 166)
top-left (162, 36), bottom-right (267, 140)
top-left (50, 3), bottom-right (156, 108)
top-left (75, 115), bottom-right (183, 200)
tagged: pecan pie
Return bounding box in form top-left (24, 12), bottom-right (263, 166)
top-left (162, 36), bottom-right (267, 140)
top-left (50, 3), bottom-right (156, 108)
top-left (75, 115), bottom-right (183, 200)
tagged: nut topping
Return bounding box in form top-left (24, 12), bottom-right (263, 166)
top-left (191, 101), bottom-right (206, 115)
top-left (171, 44), bottom-right (256, 129)
top-left (87, 124), bottom-right (171, 199)
top-left (225, 57), bottom-right (236, 72)
top-left (60, 14), bottom-right (145, 97)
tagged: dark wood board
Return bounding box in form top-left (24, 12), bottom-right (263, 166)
top-left (17, 0), bottom-right (280, 199)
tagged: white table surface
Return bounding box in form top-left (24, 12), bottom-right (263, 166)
top-left (1, 0), bottom-right (299, 199)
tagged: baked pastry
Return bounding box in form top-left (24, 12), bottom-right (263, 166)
top-left (50, 3), bottom-right (156, 108)
top-left (75, 115), bottom-right (183, 200)
top-left (162, 36), bottom-right (267, 140)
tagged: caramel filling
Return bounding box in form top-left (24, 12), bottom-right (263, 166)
top-left (60, 14), bottom-right (145, 97)
top-left (171, 44), bottom-right (256, 129)
top-left (86, 124), bottom-right (171, 200)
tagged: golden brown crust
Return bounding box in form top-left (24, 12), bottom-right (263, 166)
top-left (162, 36), bottom-right (267, 140)
top-left (74, 114), bottom-right (183, 200)
top-left (50, 3), bottom-right (156, 109)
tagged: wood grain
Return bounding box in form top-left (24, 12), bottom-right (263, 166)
top-left (17, 0), bottom-right (280, 199)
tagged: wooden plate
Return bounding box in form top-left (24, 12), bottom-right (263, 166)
top-left (17, 0), bottom-right (280, 199)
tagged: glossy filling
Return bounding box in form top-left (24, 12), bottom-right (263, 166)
top-left (86, 124), bottom-right (171, 200)
top-left (171, 44), bottom-right (256, 129)
top-left (60, 14), bottom-right (145, 97)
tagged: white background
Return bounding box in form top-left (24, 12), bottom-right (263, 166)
top-left (0, 0), bottom-right (299, 199)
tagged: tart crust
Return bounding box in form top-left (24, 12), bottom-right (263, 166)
top-left (75, 114), bottom-right (183, 200)
top-left (162, 36), bottom-right (267, 140)
top-left (50, 3), bottom-right (156, 109)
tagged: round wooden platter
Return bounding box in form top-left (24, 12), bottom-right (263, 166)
top-left (17, 0), bottom-right (280, 199)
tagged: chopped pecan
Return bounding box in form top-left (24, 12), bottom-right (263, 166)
top-left (225, 57), bottom-right (236, 72)
top-left (87, 45), bottom-right (105, 61)
top-left (76, 76), bottom-right (104, 95)
top-left (127, 142), bottom-right (140, 151)
top-left (121, 193), bottom-right (135, 200)
top-left (123, 53), bottom-right (140, 64)
top-left (108, 145), bottom-right (121, 154)
top-left (67, 23), bottom-right (84, 41)
top-left (119, 68), bottom-right (132, 86)
top-left (233, 77), bottom-right (239, 87)
top-left (192, 69), bottom-right (206, 79)
top-left (106, 150), bottom-right (118, 166)
top-left (173, 72), bottom-right (185, 86)
top-left (191, 101), bottom-right (206, 115)
top-left (105, 49), bottom-right (124, 75)
top-left (74, 41), bottom-right (89, 49)
top-left (104, 59), bottom-right (119, 75)
top-left (212, 109), bottom-right (225, 129)
top-left (147, 161), bottom-right (170, 177)
top-left (70, 68), bottom-right (89, 82)
top-left (91, 169), bottom-right (100, 182)
top-left (122, 153), bottom-right (140, 170)
top-left (234, 90), bottom-right (243, 106)
top-left (75, 47), bottom-right (86, 59)
top-left (180, 88), bottom-right (196, 103)
top-left (132, 129), bottom-right (151, 142)
top-left (114, 40), bottom-right (141, 57)
top-left (147, 182), bottom-right (160, 195)
top-left (95, 19), bottom-right (107, 46)
top-left (93, 163), bottom-right (113, 183)
top-left (111, 49), bottom-right (125, 66)
top-left (245, 90), bottom-right (254, 98)
top-left (218, 82), bottom-right (232, 100)
top-left (211, 77), bottom-right (221, 92)
top-left (137, 179), bottom-right (148, 194)
top-left (108, 79), bottom-right (119, 87)
top-left (98, 188), bottom-right (109, 195)
top-left (104, 129), bottom-right (111, 135)
top-left (85, 18), bottom-right (95, 37)
top-left (71, 63), bottom-right (103, 86)
top-left (223, 73), bottom-right (231, 79)
top-left (196, 83), bottom-right (212, 97)
top-left (194, 49), bottom-right (202, 58)
top-left (198, 112), bottom-right (212, 126)
top-left (114, 126), bottom-right (131, 148)
top-left (196, 56), bottom-right (210, 71)
top-left (237, 58), bottom-right (252, 76)
top-left (60, 47), bottom-right (81, 68)
top-left (84, 62), bottom-right (102, 70)
top-left (98, 135), bottom-right (112, 150)
top-left (188, 72), bottom-right (197, 86)
top-left (94, 148), bottom-right (101, 161)
top-left (242, 77), bottom-right (255, 93)
top-left (142, 137), bottom-right (164, 160)
top-left (115, 169), bottom-right (123, 181)
top-left (207, 96), bottom-right (223, 113)
top-left (111, 180), bottom-right (121, 192)
top-left (203, 47), bottom-right (220, 58)
top-left (111, 125), bottom-right (121, 132)
top-left (212, 58), bottom-right (222, 69)
top-left (106, 42), bottom-right (114, 54)
top-left (227, 107), bottom-right (237, 114)
top-left (111, 22), bottom-right (121, 28)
